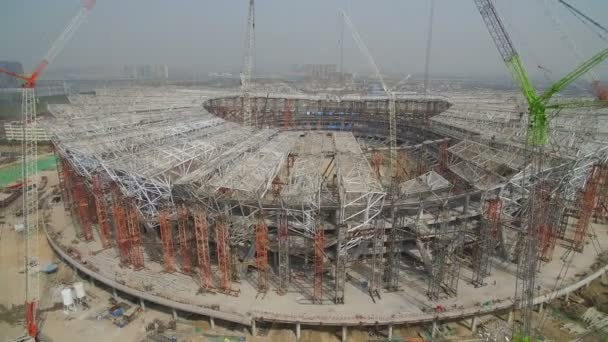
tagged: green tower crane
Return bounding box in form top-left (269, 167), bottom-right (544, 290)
top-left (473, 1), bottom-right (608, 341)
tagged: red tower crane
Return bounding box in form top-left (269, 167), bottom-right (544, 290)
top-left (0, 1), bottom-right (95, 338)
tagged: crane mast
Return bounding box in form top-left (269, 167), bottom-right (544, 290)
top-left (241, 0), bottom-right (255, 127)
top-left (340, 10), bottom-right (397, 180)
top-left (0, 0), bottom-right (95, 338)
top-left (22, 86), bottom-right (39, 338)
top-left (473, 1), bottom-right (608, 341)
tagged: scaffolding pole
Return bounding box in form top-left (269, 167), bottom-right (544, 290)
top-left (284, 98), bottom-right (291, 130)
top-left (597, 170), bottom-right (608, 221)
top-left (193, 208), bottom-right (213, 290)
top-left (63, 161), bottom-right (77, 218)
top-left (255, 214), bottom-right (269, 293)
top-left (56, 154), bottom-right (70, 211)
top-left (92, 174), bottom-right (111, 248)
top-left (427, 240), bottom-right (447, 301)
top-left (216, 215), bottom-right (232, 292)
top-left (445, 224), bottom-right (464, 296)
top-left (159, 208), bottom-right (176, 273)
top-left (573, 164), bottom-right (607, 252)
top-left (177, 204), bottom-right (193, 273)
top-left (392, 151), bottom-right (406, 185)
top-left (73, 176), bottom-right (93, 241)
top-left (369, 218), bottom-right (385, 300)
top-left (277, 211), bottom-right (290, 294)
top-left (313, 225), bottom-right (325, 304)
top-left (427, 211), bottom-right (462, 300)
top-left (127, 198), bottom-right (144, 269)
top-left (437, 139), bottom-right (448, 174)
top-left (557, 198), bottom-right (572, 239)
top-left (472, 198), bottom-right (502, 287)
top-left (417, 144), bottom-right (428, 176)
top-left (334, 223), bottom-right (347, 304)
top-left (111, 187), bottom-right (131, 266)
top-left (384, 209), bottom-right (402, 291)
top-left (371, 150), bottom-right (383, 179)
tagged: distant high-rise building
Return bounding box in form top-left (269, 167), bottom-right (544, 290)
top-left (0, 61), bottom-right (24, 88)
top-left (122, 64), bottom-right (169, 80)
top-left (309, 64), bottom-right (337, 80)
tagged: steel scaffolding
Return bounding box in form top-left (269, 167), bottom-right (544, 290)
top-left (112, 186), bottom-right (131, 266)
top-left (255, 214), bottom-right (269, 292)
top-left (313, 224), bottom-right (325, 303)
top-left (45, 86), bottom-right (608, 313)
top-left (573, 164), bottom-right (607, 252)
top-left (127, 198), bottom-right (144, 269)
top-left (216, 215), bottom-right (232, 292)
top-left (177, 204), bottom-right (193, 273)
top-left (73, 175), bottom-right (93, 241)
top-left (427, 210), bottom-right (463, 300)
top-left (277, 211), bottom-right (290, 294)
top-left (193, 208), bottom-right (213, 290)
top-left (159, 208), bottom-right (176, 273)
top-left (369, 217), bottom-right (385, 300)
top-left (92, 174), bottom-right (112, 248)
top-left (384, 209), bottom-right (405, 292)
top-left (472, 198), bottom-right (502, 287)
top-left (334, 223), bottom-right (348, 304)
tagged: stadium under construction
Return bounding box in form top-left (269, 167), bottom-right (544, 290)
top-left (43, 84), bottom-right (608, 339)
top-left (4, 0), bottom-right (606, 340)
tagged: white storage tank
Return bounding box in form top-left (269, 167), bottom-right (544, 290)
top-left (61, 288), bottom-right (74, 307)
top-left (73, 282), bottom-right (86, 300)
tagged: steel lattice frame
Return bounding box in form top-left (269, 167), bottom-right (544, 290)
top-left (45, 86), bottom-right (608, 307)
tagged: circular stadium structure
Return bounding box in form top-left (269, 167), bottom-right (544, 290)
top-left (44, 86), bottom-right (608, 337)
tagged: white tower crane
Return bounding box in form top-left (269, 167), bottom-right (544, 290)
top-left (241, 0), bottom-right (255, 127)
top-left (340, 10), bottom-right (398, 181)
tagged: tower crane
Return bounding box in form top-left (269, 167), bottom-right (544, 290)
top-left (0, 0), bottom-right (95, 338)
top-left (340, 10), bottom-right (398, 182)
top-left (554, 0), bottom-right (608, 100)
top-left (543, 0), bottom-right (608, 100)
top-left (557, 0), bottom-right (608, 43)
top-left (473, 1), bottom-right (608, 341)
top-left (241, 0), bottom-right (255, 127)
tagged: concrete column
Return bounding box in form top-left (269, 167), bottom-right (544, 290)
top-left (565, 292), bottom-right (570, 302)
top-left (296, 322), bottom-right (301, 340)
top-left (471, 316), bottom-right (478, 333)
top-left (539, 302), bottom-right (544, 314)
top-left (431, 321), bottom-right (437, 338)
top-left (251, 320), bottom-right (257, 336)
top-left (388, 324), bottom-right (393, 340)
top-left (508, 310), bottom-right (514, 325)
top-left (172, 308), bottom-right (177, 321)
top-left (139, 298), bottom-right (145, 311)
top-left (112, 287), bottom-right (118, 300)
top-left (210, 317), bottom-right (215, 330)
top-left (463, 195), bottom-right (470, 215)
top-left (341, 326), bottom-right (347, 342)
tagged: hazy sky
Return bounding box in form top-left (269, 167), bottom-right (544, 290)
top-left (1, 0), bottom-right (607, 80)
